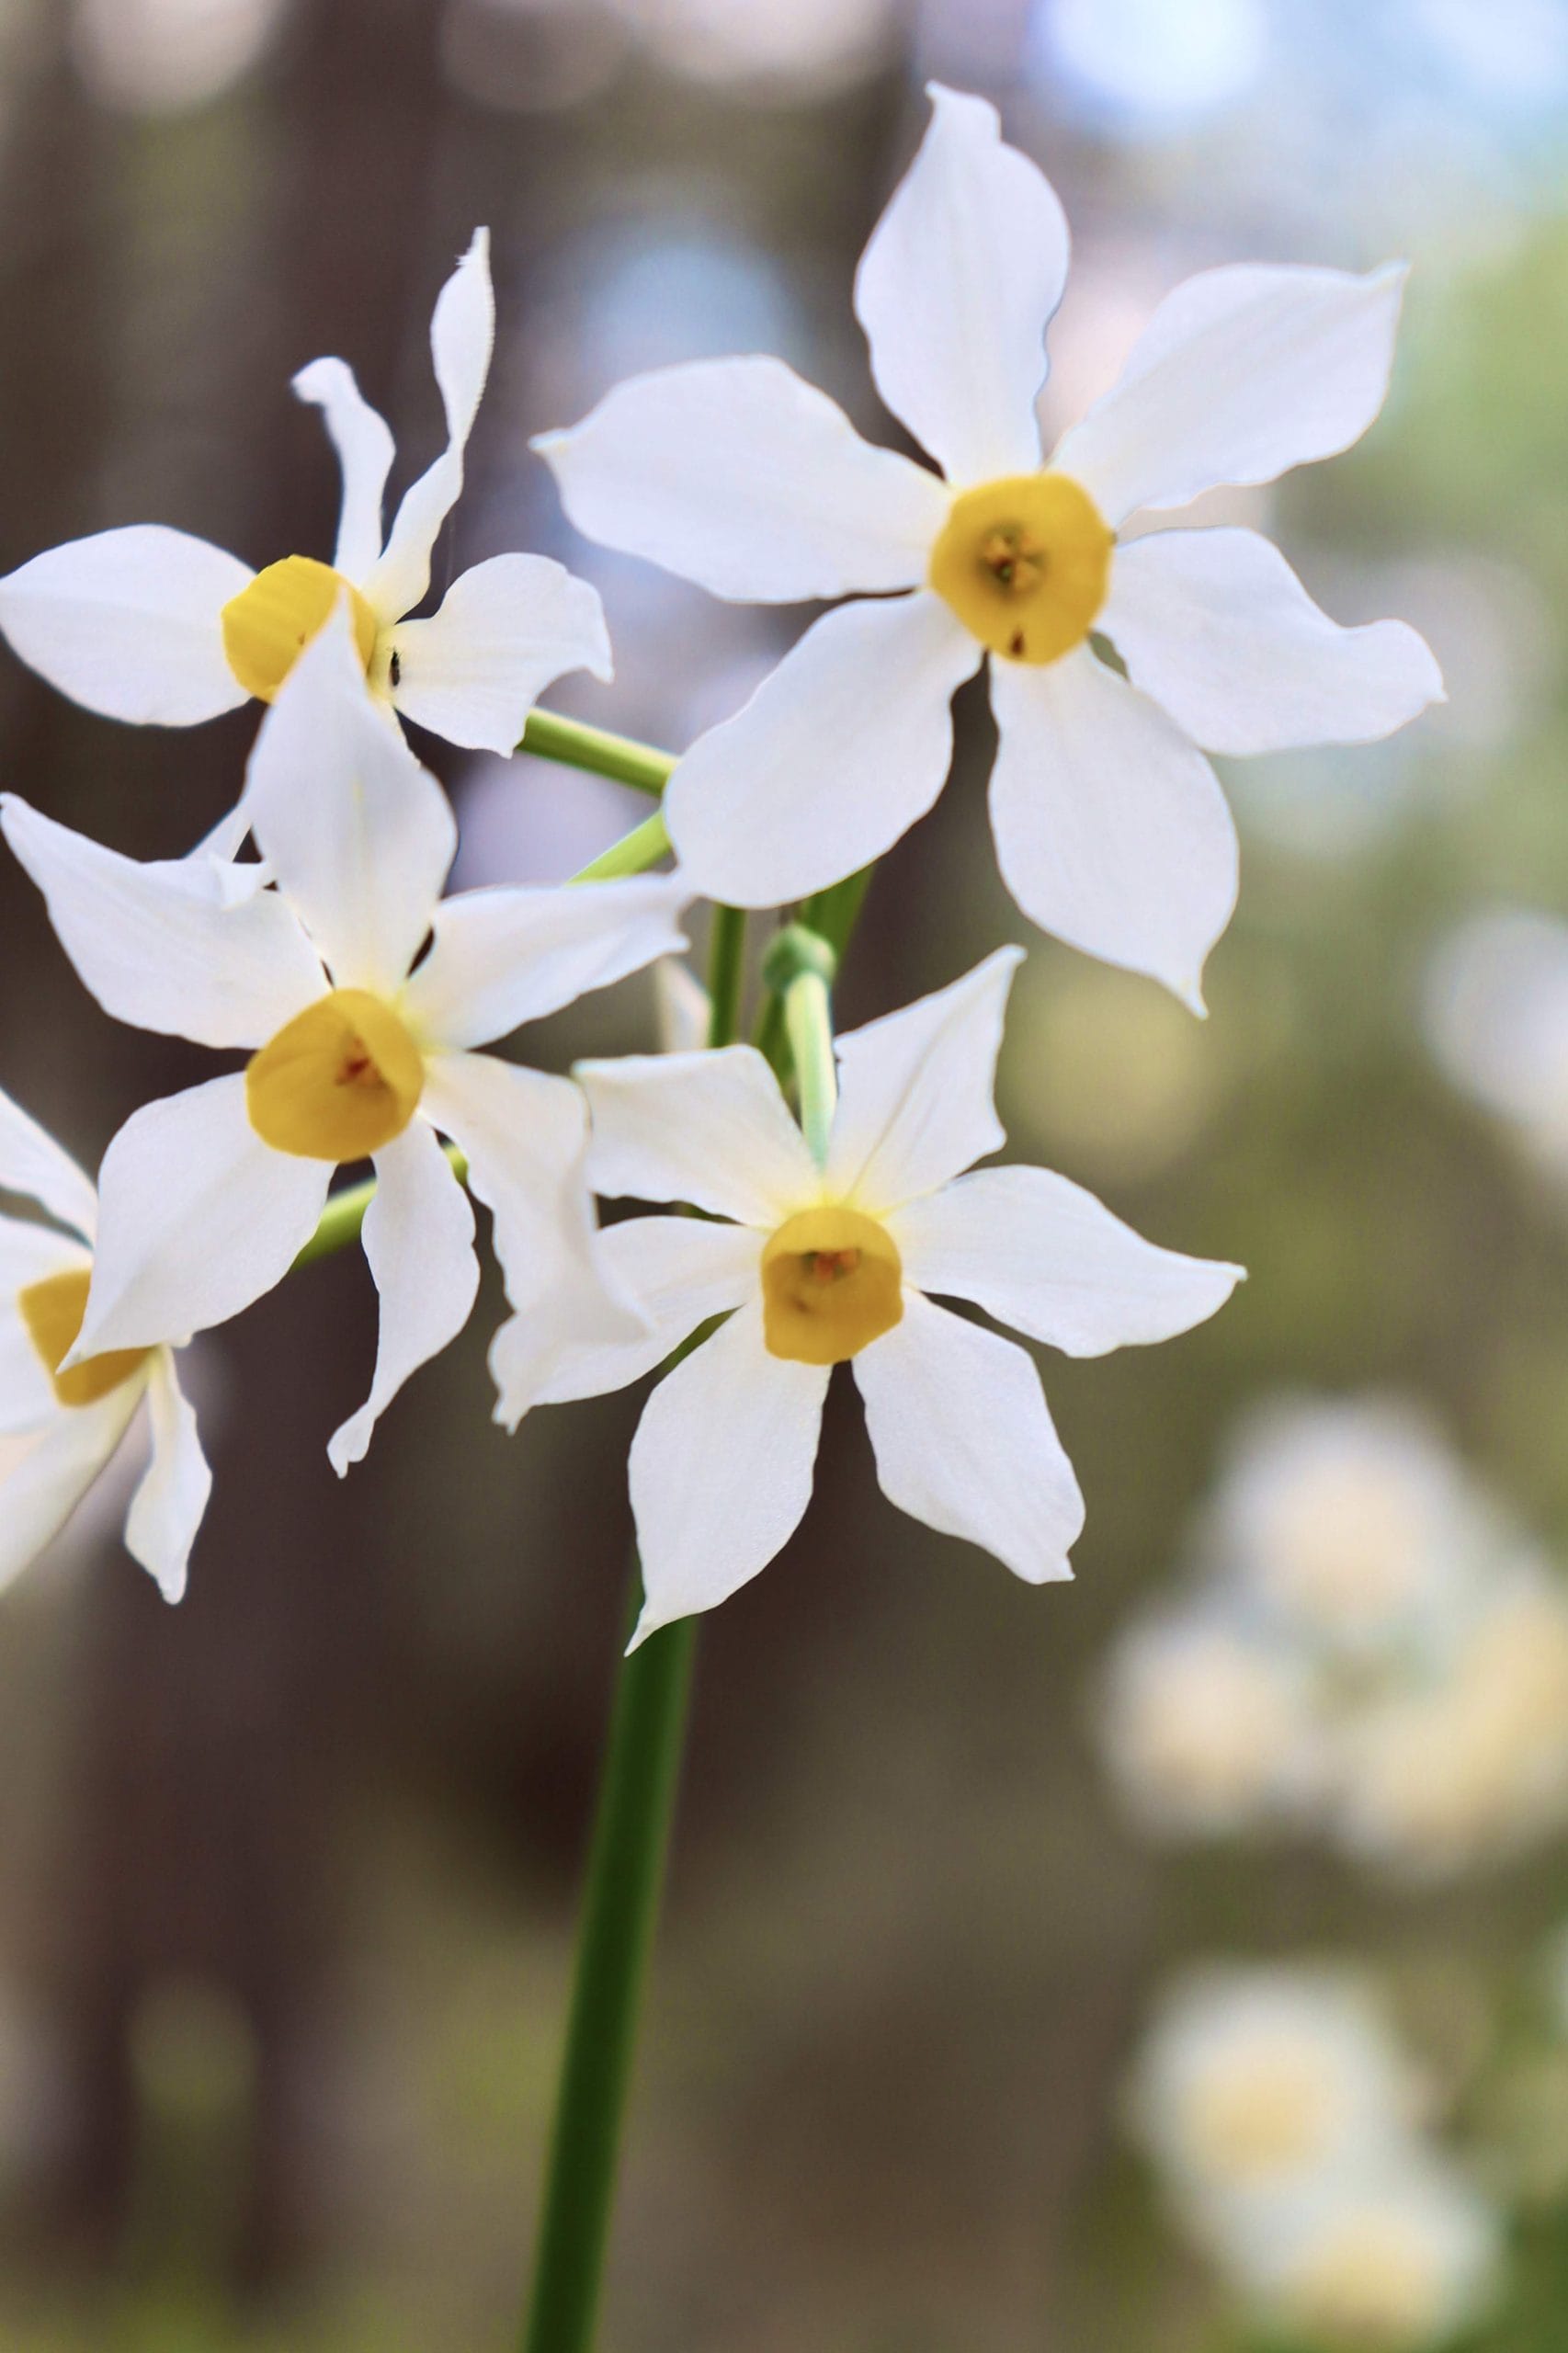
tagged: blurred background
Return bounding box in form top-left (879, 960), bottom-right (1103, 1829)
top-left (4, 0), bottom-right (1568, 2345)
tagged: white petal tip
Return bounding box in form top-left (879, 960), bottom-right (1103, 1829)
top-left (529, 429), bottom-right (566, 459)
top-left (466, 226), bottom-right (491, 262)
top-left (326, 1430), bottom-right (365, 1479)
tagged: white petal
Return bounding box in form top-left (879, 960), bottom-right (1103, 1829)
top-left (364, 229), bottom-right (494, 620)
top-left (244, 607), bottom-right (456, 994)
top-left (574, 1046), bottom-right (818, 1225)
top-left (0, 1228), bottom-right (88, 1434)
top-left (2, 795), bottom-right (325, 1049)
top-left (122, 1349), bottom-right (210, 1601)
top-left (0, 1080), bottom-right (97, 1239)
top-left (891, 1167), bottom-right (1243, 1356)
top-left (0, 525), bottom-right (254, 724)
top-left (1054, 262), bottom-right (1408, 525)
top-left (854, 1292), bottom-right (1082, 1583)
top-left (403, 873), bottom-right (688, 1051)
top-left (327, 1120), bottom-right (478, 1474)
top-left (665, 591), bottom-right (983, 907)
top-left (533, 355), bottom-right (947, 602)
top-left (536, 1214), bottom-right (763, 1404)
top-left (291, 356), bottom-right (397, 583)
top-left (77, 1077), bottom-right (331, 1357)
top-left (628, 1296), bottom-right (826, 1647)
top-left (826, 947), bottom-right (1022, 1212)
top-left (0, 1385), bottom-right (142, 1597)
top-left (988, 647), bottom-right (1239, 1011)
top-left (854, 83), bottom-right (1065, 483)
top-left (1102, 526), bottom-right (1445, 756)
top-left (419, 1052), bottom-right (645, 1430)
top-left (387, 553), bottom-right (613, 756)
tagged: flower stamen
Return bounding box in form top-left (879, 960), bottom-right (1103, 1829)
top-left (246, 987), bottom-right (425, 1162)
top-left (929, 472), bottom-right (1112, 665)
top-left (762, 1206), bottom-right (902, 1365)
top-left (19, 1267), bottom-right (149, 1407)
top-left (221, 557), bottom-right (380, 703)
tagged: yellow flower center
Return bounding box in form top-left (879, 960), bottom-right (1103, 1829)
top-left (221, 555), bottom-right (380, 703)
top-left (245, 988), bottom-right (424, 1162)
top-left (19, 1267), bottom-right (150, 1408)
top-left (761, 1206), bottom-right (903, 1366)
top-left (927, 472), bottom-right (1112, 664)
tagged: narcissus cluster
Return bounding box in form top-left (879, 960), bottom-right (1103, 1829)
top-left (0, 84), bottom-right (1436, 1645)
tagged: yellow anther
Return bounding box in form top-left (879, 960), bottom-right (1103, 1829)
top-left (221, 556), bottom-right (380, 702)
top-left (928, 472), bottom-right (1112, 664)
top-left (246, 987), bottom-right (424, 1162)
top-left (19, 1267), bottom-right (150, 1408)
top-left (761, 1205), bottom-right (903, 1366)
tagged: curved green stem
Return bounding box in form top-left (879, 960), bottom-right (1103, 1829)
top-left (520, 710), bottom-right (676, 799)
top-left (571, 808), bottom-right (671, 882)
top-left (518, 904), bottom-right (745, 2353)
top-left (784, 970), bottom-right (836, 1163)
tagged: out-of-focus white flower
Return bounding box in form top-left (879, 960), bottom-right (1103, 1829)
top-left (2, 613), bottom-right (687, 1472)
top-left (1424, 906), bottom-right (1568, 1179)
top-left (1131, 1968), bottom-right (1418, 2211)
top-left (1098, 1614), bottom-right (1318, 1836)
top-left (1336, 1563), bottom-right (1568, 1878)
top-left (1226, 2156), bottom-right (1503, 2348)
top-left (1210, 1397), bottom-right (1490, 1658)
top-left (536, 82), bottom-right (1439, 1008)
top-left (652, 956), bottom-right (710, 1054)
top-left (533, 950), bottom-right (1241, 1645)
top-left (0, 1084), bottom-right (209, 1602)
top-left (0, 231), bottom-right (611, 758)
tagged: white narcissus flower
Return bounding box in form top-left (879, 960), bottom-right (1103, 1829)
top-left (527, 949), bottom-right (1242, 1646)
top-left (0, 1082), bottom-right (210, 1601)
top-left (1226, 2159), bottom-right (1502, 2350)
top-left (0, 230), bottom-right (611, 757)
top-left (1, 612), bottom-right (689, 1472)
top-left (1131, 1967), bottom-right (1418, 2211)
top-left (535, 84), bottom-right (1442, 1009)
top-left (1097, 1613), bottom-right (1320, 1838)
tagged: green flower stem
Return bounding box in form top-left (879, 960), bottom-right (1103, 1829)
top-left (519, 710), bottom-right (676, 799)
top-left (570, 807), bottom-right (672, 882)
top-left (784, 967), bottom-right (836, 1163)
top-left (518, 903), bottom-right (744, 2353)
top-left (291, 805), bottom-right (677, 1272)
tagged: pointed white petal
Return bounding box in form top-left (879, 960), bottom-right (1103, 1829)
top-left (855, 1293), bottom-right (1082, 1583)
top-left (533, 355), bottom-right (947, 601)
top-left (575, 1046), bottom-right (818, 1225)
top-left (536, 1214), bottom-right (762, 1404)
top-left (244, 608), bottom-right (455, 994)
top-left (122, 1349), bottom-right (210, 1600)
top-left (327, 1121), bottom-right (478, 1474)
top-left (1, 795), bottom-right (326, 1049)
top-left (854, 83), bottom-right (1064, 483)
top-left (403, 873), bottom-right (687, 1051)
top-left (1055, 262), bottom-right (1409, 525)
top-left (1102, 526), bottom-right (1445, 756)
top-left (0, 1080), bottom-right (98, 1239)
top-left (665, 591), bottom-right (982, 907)
top-left (77, 1077), bottom-right (331, 1356)
top-left (387, 553), bottom-right (613, 756)
top-left (628, 1296), bottom-right (827, 1647)
top-left (891, 1167), bottom-right (1243, 1356)
top-left (988, 647), bottom-right (1239, 1011)
top-left (0, 525), bottom-right (254, 724)
top-left (0, 1229), bottom-right (88, 1434)
top-left (419, 1051), bottom-right (646, 1430)
top-left (826, 947), bottom-right (1022, 1211)
top-left (364, 229), bottom-right (494, 620)
top-left (0, 1385), bottom-right (142, 1596)
top-left (291, 356), bottom-right (397, 583)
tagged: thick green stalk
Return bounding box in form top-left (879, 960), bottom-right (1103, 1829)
top-left (518, 902), bottom-right (745, 2353)
top-left (520, 710), bottom-right (675, 799)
